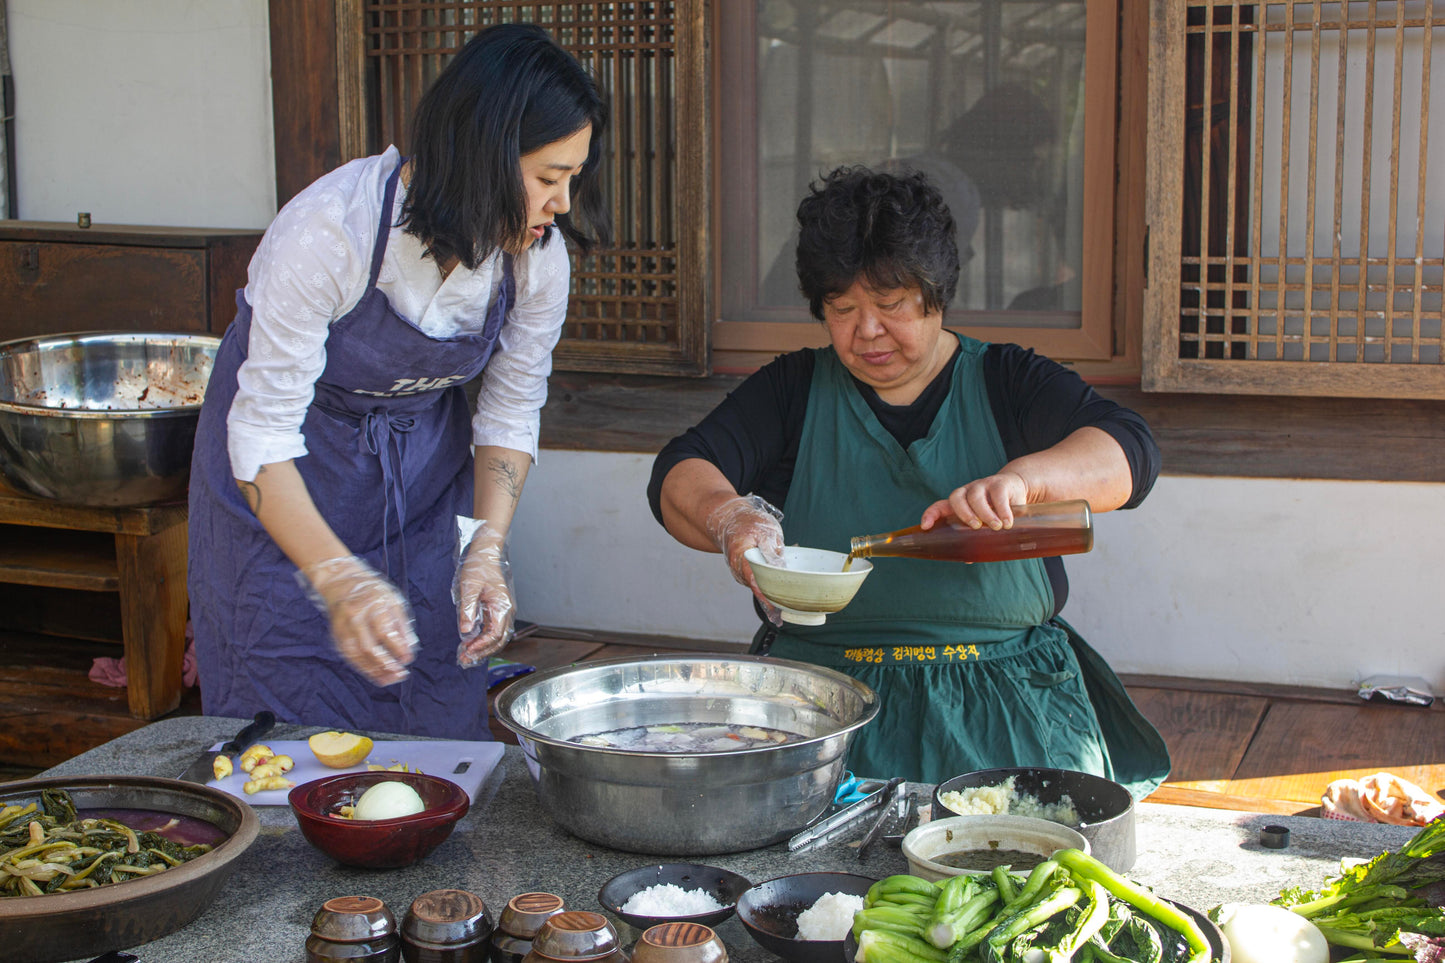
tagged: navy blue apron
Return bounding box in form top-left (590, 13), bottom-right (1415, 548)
top-left (188, 160), bottom-right (512, 738)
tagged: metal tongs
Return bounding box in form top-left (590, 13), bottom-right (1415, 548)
top-left (788, 776), bottom-right (904, 851)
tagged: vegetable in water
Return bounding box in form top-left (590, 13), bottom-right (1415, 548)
top-left (1210, 903), bottom-right (1328, 963)
top-left (0, 789), bottom-right (212, 896)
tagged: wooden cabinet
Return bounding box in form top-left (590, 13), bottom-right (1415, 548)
top-left (0, 221), bottom-right (257, 743)
top-left (0, 483), bottom-right (189, 722)
top-left (0, 220), bottom-right (262, 341)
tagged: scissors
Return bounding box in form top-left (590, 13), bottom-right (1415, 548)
top-left (833, 771), bottom-right (888, 806)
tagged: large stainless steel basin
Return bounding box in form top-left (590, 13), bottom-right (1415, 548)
top-left (0, 330), bottom-right (219, 507)
top-left (493, 654), bottom-right (879, 855)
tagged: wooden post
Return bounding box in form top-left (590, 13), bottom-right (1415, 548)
top-left (114, 521), bottom-right (189, 719)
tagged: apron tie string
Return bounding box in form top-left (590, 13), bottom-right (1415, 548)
top-left (360, 407), bottom-right (417, 588)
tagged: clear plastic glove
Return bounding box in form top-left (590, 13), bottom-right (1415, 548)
top-left (453, 517), bottom-right (515, 666)
top-left (704, 494), bottom-right (785, 625)
top-left (298, 555), bottom-right (417, 686)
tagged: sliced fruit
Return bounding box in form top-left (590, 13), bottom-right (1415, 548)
top-left (308, 730), bottom-right (373, 768)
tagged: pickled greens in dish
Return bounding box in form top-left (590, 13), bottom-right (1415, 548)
top-left (0, 789), bottom-right (214, 896)
top-left (570, 722), bottom-right (801, 752)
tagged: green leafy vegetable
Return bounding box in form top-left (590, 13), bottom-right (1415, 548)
top-left (1274, 815), bottom-right (1445, 958)
top-left (0, 789), bottom-right (212, 897)
top-left (853, 854), bottom-right (1215, 963)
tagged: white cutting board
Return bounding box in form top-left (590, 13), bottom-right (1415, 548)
top-left (201, 739), bottom-right (505, 806)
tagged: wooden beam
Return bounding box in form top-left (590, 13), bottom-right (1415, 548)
top-left (530, 371), bottom-right (1445, 483)
top-left (268, 0), bottom-right (344, 207)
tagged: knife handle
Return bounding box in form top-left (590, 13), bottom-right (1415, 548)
top-left (221, 710), bottom-right (276, 754)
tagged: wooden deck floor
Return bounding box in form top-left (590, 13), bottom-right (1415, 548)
top-left (5, 624), bottom-right (1445, 822)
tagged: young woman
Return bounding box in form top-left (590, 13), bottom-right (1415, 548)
top-left (188, 23), bottom-right (610, 738)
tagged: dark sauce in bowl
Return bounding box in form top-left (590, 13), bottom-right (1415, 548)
top-left (77, 808), bottom-right (227, 847)
top-left (932, 848), bottom-right (1048, 872)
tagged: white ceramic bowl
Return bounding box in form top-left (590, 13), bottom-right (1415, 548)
top-left (901, 815), bottom-right (1089, 881)
top-left (743, 546), bottom-right (872, 625)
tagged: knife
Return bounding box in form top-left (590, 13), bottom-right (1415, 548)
top-left (177, 711), bottom-right (276, 784)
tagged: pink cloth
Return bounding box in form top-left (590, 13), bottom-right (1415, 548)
top-left (1322, 772), bottom-right (1445, 826)
top-left (89, 627), bottom-right (198, 689)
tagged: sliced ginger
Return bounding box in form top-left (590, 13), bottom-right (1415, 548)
top-left (243, 775), bottom-right (294, 795)
top-left (239, 744), bottom-right (275, 773)
top-left (213, 754), bottom-right (234, 780)
top-left (308, 730), bottom-right (373, 769)
top-left (249, 755), bottom-right (295, 780)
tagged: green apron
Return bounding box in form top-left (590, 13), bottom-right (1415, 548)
top-left (759, 338), bottom-right (1170, 797)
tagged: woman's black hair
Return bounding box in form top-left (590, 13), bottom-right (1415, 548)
top-left (794, 166), bottom-right (959, 321)
top-left (400, 22), bottom-right (612, 269)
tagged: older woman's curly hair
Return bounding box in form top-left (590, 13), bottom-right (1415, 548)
top-left (794, 166), bottom-right (959, 321)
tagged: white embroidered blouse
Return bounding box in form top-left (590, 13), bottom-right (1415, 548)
top-left (226, 146), bottom-right (569, 481)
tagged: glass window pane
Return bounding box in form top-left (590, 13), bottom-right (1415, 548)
top-left (722, 0), bottom-right (1089, 325)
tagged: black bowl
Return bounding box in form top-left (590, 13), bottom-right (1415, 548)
top-left (933, 767), bottom-right (1137, 872)
top-left (598, 862), bottom-right (752, 930)
top-left (1180, 900), bottom-right (1231, 963)
top-left (735, 872), bottom-right (875, 963)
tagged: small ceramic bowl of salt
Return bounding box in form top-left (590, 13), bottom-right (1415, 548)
top-left (598, 862), bottom-right (752, 931)
top-left (736, 872), bottom-right (875, 963)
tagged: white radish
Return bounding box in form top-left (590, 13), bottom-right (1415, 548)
top-left (1213, 902), bottom-right (1329, 963)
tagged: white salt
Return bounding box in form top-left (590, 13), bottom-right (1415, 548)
top-left (794, 892), bottom-right (865, 942)
top-left (620, 883), bottom-right (725, 917)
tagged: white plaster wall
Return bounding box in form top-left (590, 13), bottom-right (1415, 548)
top-left (510, 451), bottom-right (1445, 695)
top-left (7, 0), bottom-right (275, 229)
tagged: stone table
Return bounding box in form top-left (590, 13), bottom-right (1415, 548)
top-left (34, 715), bottom-right (1420, 962)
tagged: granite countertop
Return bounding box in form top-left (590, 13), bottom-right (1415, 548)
top-left (33, 715), bottom-right (1420, 963)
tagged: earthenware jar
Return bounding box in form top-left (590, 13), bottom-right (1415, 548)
top-left (307, 895), bottom-right (401, 963)
top-left (490, 892), bottom-right (566, 963)
top-left (402, 888), bottom-right (494, 963)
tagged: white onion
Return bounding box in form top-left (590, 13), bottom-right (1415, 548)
top-left (1213, 902), bottom-right (1329, 963)
top-left (352, 780), bottom-right (425, 820)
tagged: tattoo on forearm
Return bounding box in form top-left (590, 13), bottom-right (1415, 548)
top-left (487, 457), bottom-right (522, 503)
top-left (239, 480), bottom-right (262, 515)
top-left (238, 465), bottom-right (267, 515)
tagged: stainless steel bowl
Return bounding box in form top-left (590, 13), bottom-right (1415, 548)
top-left (493, 654), bottom-right (879, 856)
top-left (0, 330), bottom-right (220, 507)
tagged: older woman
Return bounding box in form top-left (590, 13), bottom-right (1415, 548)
top-left (648, 166), bottom-right (1169, 791)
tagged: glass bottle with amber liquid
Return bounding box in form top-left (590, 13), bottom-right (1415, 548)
top-left (847, 499), bottom-right (1093, 566)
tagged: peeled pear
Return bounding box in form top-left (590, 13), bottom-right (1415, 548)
top-left (308, 730), bottom-right (373, 768)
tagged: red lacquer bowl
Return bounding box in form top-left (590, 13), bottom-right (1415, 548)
top-left (288, 770), bottom-right (469, 869)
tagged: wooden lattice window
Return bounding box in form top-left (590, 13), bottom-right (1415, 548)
top-left (336, 0), bottom-right (709, 375)
top-left (712, 0), bottom-right (1125, 373)
top-left (1145, 0), bottom-right (1445, 398)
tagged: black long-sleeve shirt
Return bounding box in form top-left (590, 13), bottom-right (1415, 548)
top-left (647, 341), bottom-right (1161, 615)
